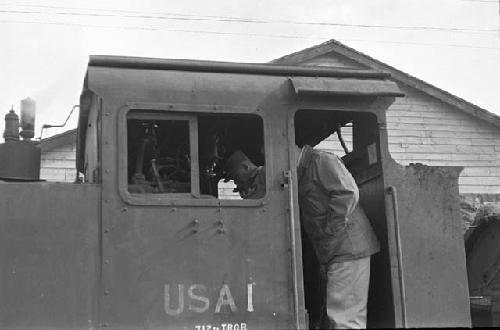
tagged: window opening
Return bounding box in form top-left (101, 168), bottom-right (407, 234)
top-left (295, 110), bottom-right (353, 155)
top-left (126, 111), bottom-right (265, 200)
top-left (127, 116), bottom-right (191, 194)
top-left (198, 114), bottom-right (264, 199)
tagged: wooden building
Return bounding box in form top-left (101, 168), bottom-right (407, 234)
top-left (40, 129), bottom-right (77, 182)
top-left (273, 39), bottom-right (500, 199)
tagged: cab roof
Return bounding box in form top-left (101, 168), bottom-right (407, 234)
top-left (77, 55), bottom-right (403, 173)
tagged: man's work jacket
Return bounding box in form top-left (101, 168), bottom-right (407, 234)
top-left (297, 145), bottom-right (380, 265)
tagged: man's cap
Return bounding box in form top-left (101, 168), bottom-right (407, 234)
top-left (223, 150), bottom-right (252, 177)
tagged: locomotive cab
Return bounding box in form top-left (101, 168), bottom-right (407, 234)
top-left (0, 56), bottom-right (471, 329)
top-left (76, 57), bottom-right (470, 328)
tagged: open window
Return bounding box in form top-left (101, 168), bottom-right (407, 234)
top-left (127, 112), bottom-right (196, 195)
top-left (126, 110), bottom-right (265, 200)
top-left (294, 109), bottom-right (380, 176)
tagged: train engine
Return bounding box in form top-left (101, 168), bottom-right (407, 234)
top-left (0, 56), bottom-right (470, 329)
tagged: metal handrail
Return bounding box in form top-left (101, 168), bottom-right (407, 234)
top-left (387, 185), bottom-right (408, 328)
top-left (284, 170), bottom-right (301, 329)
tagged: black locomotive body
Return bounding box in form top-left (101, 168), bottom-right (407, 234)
top-left (0, 56), bottom-right (470, 329)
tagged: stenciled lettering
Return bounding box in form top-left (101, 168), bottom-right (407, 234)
top-left (197, 323), bottom-right (246, 330)
top-left (164, 283), bottom-right (255, 315)
top-left (188, 284), bottom-right (210, 313)
top-left (247, 283), bottom-right (254, 312)
top-left (164, 284), bottom-right (184, 315)
top-left (215, 284), bottom-right (237, 313)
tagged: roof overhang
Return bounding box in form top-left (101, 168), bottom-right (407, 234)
top-left (289, 77), bottom-right (404, 97)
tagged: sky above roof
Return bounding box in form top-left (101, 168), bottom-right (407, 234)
top-left (0, 0), bottom-right (499, 138)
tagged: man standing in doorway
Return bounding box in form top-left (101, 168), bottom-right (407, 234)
top-left (297, 143), bottom-right (379, 329)
top-left (223, 144), bottom-right (379, 329)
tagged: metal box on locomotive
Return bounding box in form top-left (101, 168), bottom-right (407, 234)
top-left (0, 56), bottom-right (471, 329)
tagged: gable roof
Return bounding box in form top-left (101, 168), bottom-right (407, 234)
top-left (40, 129), bottom-right (77, 153)
top-left (272, 39), bottom-right (500, 129)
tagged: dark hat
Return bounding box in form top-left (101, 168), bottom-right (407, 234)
top-left (223, 150), bottom-right (252, 178)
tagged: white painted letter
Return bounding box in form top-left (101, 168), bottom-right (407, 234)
top-left (215, 284), bottom-right (237, 313)
top-left (188, 284), bottom-right (210, 313)
top-left (164, 284), bottom-right (184, 315)
top-left (247, 283), bottom-right (255, 312)
top-left (240, 323), bottom-right (247, 330)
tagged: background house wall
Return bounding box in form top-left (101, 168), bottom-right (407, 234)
top-left (275, 50), bottom-right (500, 196)
top-left (40, 129), bottom-right (77, 183)
top-left (273, 45), bottom-right (500, 231)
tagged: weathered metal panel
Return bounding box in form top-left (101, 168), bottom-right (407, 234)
top-left (100, 204), bottom-right (295, 329)
top-left (383, 161), bottom-right (471, 327)
top-left (0, 140), bottom-right (40, 180)
top-left (0, 182), bottom-right (100, 329)
top-left (96, 71), bottom-right (306, 329)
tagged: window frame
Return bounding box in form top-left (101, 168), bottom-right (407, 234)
top-left (117, 103), bottom-right (266, 207)
top-left (126, 111), bottom-right (200, 197)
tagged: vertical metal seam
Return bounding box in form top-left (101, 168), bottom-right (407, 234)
top-left (285, 170), bottom-right (301, 329)
top-left (387, 185), bottom-right (407, 328)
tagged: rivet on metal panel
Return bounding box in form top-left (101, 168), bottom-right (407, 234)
top-left (104, 259), bottom-right (110, 265)
top-left (104, 141), bottom-right (109, 145)
top-left (193, 219), bottom-right (199, 225)
top-left (171, 207), bottom-right (177, 212)
top-left (104, 228), bottom-right (109, 234)
top-left (104, 199), bottom-right (110, 203)
top-left (213, 105), bottom-right (217, 110)
top-left (192, 229), bottom-right (198, 234)
top-left (261, 208), bottom-right (267, 213)
top-left (218, 220), bottom-right (224, 225)
top-left (104, 290), bottom-right (110, 296)
top-left (169, 105), bottom-right (173, 109)
top-left (121, 207), bottom-right (128, 213)
top-left (217, 207), bottom-right (222, 213)
top-left (217, 228), bottom-right (225, 234)
top-left (261, 201), bottom-right (266, 206)
top-left (105, 169), bottom-right (110, 173)
top-left (104, 113), bottom-right (110, 117)
top-left (103, 322), bottom-right (109, 327)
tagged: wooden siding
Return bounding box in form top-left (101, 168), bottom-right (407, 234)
top-left (387, 87), bottom-right (500, 194)
top-left (297, 53), bottom-right (500, 194)
top-left (40, 142), bottom-right (76, 182)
